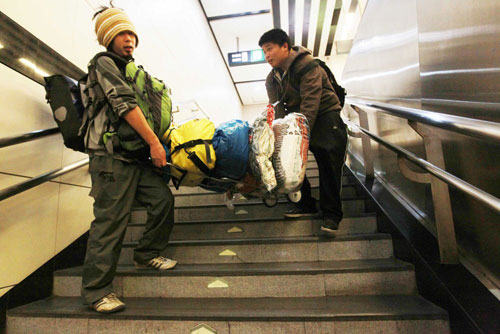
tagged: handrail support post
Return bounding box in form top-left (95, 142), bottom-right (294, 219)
top-left (351, 105), bottom-right (374, 178)
top-left (409, 121), bottom-right (458, 264)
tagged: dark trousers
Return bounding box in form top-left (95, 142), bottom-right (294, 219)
top-left (81, 155), bottom-right (175, 305)
top-left (300, 111), bottom-right (347, 222)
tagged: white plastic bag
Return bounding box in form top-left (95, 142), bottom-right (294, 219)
top-left (272, 113), bottom-right (310, 193)
top-left (248, 105), bottom-right (277, 192)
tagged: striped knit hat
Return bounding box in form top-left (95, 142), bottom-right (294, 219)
top-left (94, 8), bottom-right (139, 48)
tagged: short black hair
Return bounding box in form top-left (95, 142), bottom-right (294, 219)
top-left (258, 29), bottom-right (292, 50)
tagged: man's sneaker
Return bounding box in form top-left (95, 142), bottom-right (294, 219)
top-left (91, 293), bottom-right (125, 314)
top-left (320, 217), bottom-right (340, 236)
top-left (134, 256), bottom-right (177, 270)
top-left (284, 205), bottom-right (318, 218)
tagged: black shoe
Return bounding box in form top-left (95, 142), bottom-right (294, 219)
top-left (284, 205), bottom-right (318, 218)
top-left (320, 217), bottom-right (340, 236)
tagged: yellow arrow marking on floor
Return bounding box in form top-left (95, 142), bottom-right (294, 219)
top-left (207, 278), bottom-right (229, 289)
top-left (190, 323), bottom-right (218, 334)
top-left (227, 226), bottom-right (243, 233)
top-left (218, 249), bottom-right (237, 256)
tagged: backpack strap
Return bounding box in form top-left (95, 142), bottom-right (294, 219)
top-left (294, 59), bottom-right (321, 84)
top-left (171, 139), bottom-right (214, 176)
top-left (290, 58), bottom-right (346, 107)
top-left (87, 52), bottom-right (131, 126)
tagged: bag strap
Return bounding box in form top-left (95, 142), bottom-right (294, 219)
top-left (171, 169), bottom-right (188, 190)
top-left (143, 71), bottom-right (162, 135)
top-left (187, 151), bottom-right (213, 177)
top-left (171, 139), bottom-right (212, 158)
top-left (171, 139), bottom-right (214, 177)
top-left (288, 58), bottom-right (346, 107)
top-left (290, 59), bottom-right (320, 91)
top-left (88, 52), bottom-right (130, 126)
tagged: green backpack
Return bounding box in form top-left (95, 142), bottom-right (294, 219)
top-left (99, 53), bottom-right (172, 159)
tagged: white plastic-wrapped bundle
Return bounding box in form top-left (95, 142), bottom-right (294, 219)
top-left (272, 113), bottom-right (310, 193)
top-left (248, 104), bottom-right (277, 192)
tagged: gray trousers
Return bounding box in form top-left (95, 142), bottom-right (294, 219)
top-left (81, 155), bottom-right (175, 305)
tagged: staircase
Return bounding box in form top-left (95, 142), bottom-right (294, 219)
top-left (6, 156), bottom-right (449, 333)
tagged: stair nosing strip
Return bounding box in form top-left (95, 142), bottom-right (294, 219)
top-left (122, 233), bottom-right (392, 247)
top-left (7, 296), bottom-right (448, 321)
top-left (135, 196), bottom-right (367, 211)
top-left (127, 212), bottom-right (376, 226)
top-left (55, 259), bottom-right (413, 277)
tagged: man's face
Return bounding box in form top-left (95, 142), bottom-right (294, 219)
top-left (262, 42), bottom-right (290, 69)
top-left (111, 31), bottom-right (136, 57)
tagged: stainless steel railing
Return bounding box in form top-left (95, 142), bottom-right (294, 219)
top-left (346, 97), bottom-right (500, 143)
top-left (344, 119), bottom-right (500, 213)
top-left (0, 158), bottom-right (89, 201)
top-left (345, 98), bottom-right (500, 264)
top-left (0, 127), bottom-right (60, 148)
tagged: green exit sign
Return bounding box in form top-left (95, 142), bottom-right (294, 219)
top-left (228, 49), bottom-right (266, 66)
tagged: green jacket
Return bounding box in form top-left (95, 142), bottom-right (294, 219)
top-left (265, 46), bottom-right (341, 129)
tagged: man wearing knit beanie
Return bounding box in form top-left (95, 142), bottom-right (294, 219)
top-left (81, 6), bottom-right (177, 314)
top-left (94, 7), bottom-right (139, 50)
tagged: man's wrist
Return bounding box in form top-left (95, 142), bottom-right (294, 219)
top-left (147, 137), bottom-right (161, 147)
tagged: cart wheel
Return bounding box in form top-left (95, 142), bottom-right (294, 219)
top-left (287, 191), bottom-right (302, 203)
top-left (225, 192), bottom-right (235, 210)
top-left (263, 193), bottom-right (278, 208)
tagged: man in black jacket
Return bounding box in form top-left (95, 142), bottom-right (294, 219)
top-left (259, 29), bottom-right (347, 234)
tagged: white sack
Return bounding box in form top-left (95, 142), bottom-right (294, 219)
top-left (272, 113), bottom-right (310, 193)
top-left (248, 105), bottom-right (277, 192)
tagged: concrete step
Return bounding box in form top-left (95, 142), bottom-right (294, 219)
top-left (7, 295), bottom-right (449, 334)
top-left (172, 184), bottom-right (359, 207)
top-left (118, 234), bottom-right (394, 265)
top-left (306, 160), bottom-right (318, 169)
top-left (162, 197), bottom-right (366, 222)
top-left (54, 259), bottom-right (417, 298)
top-left (125, 215), bottom-right (378, 242)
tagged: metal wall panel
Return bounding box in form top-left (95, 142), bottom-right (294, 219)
top-left (342, 0), bottom-right (500, 282)
top-left (415, 0), bottom-right (500, 278)
top-left (417, 0), bottom-right (500, 121)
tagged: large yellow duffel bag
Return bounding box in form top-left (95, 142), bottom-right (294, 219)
top-left (163, 118), bottom-right (216, 188)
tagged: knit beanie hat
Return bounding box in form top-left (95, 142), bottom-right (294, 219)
top-left (94, 8), bottom-right (139, 48)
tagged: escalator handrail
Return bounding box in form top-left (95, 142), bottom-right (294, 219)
top-left (343, 118), bottom-right (500, 214)
top-left (346, 97), bottom-right (500, 143)
top-left (0, 127), bottom-right (60, 149)
top-left (0, 158), bottom-right (89, 202)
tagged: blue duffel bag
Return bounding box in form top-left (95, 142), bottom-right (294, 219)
top-left (213, 119), bottom-right (250, 180)
top-left (199, 119), bottom-right (250, 193)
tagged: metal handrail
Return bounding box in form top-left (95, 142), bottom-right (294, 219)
top-left (0, 158), bottom-right (89, 201)
top-left (0, 127), bottom-right (60, 149)
top-left (346, 97), bottom-right (500, 143)
top-left (343, 119), bottom-right (500, 214)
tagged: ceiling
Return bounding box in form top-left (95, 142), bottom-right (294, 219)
top-left (199, 0), bottom-right (349, 106)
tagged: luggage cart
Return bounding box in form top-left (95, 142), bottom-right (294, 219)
top-left (162, 161), bottom-right (302, 210)
top-left (160, 100), bottom-right (304, 209)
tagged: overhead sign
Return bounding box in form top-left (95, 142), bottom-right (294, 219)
top-left (228, 49), bottom-right (266, 67)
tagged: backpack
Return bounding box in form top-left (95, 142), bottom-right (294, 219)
top-left (106, 58), bottom-right (172, 159)
top-left (44, 53), bottom-right (123, 153)
top-left (291, 58), bottom-right (346, 107)
top-left (44, 75), bottom-right (87, 152)
top-left (163, 118), bottom-right (216, 188)
top-left (45, 52), bottom-right (172, 158)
